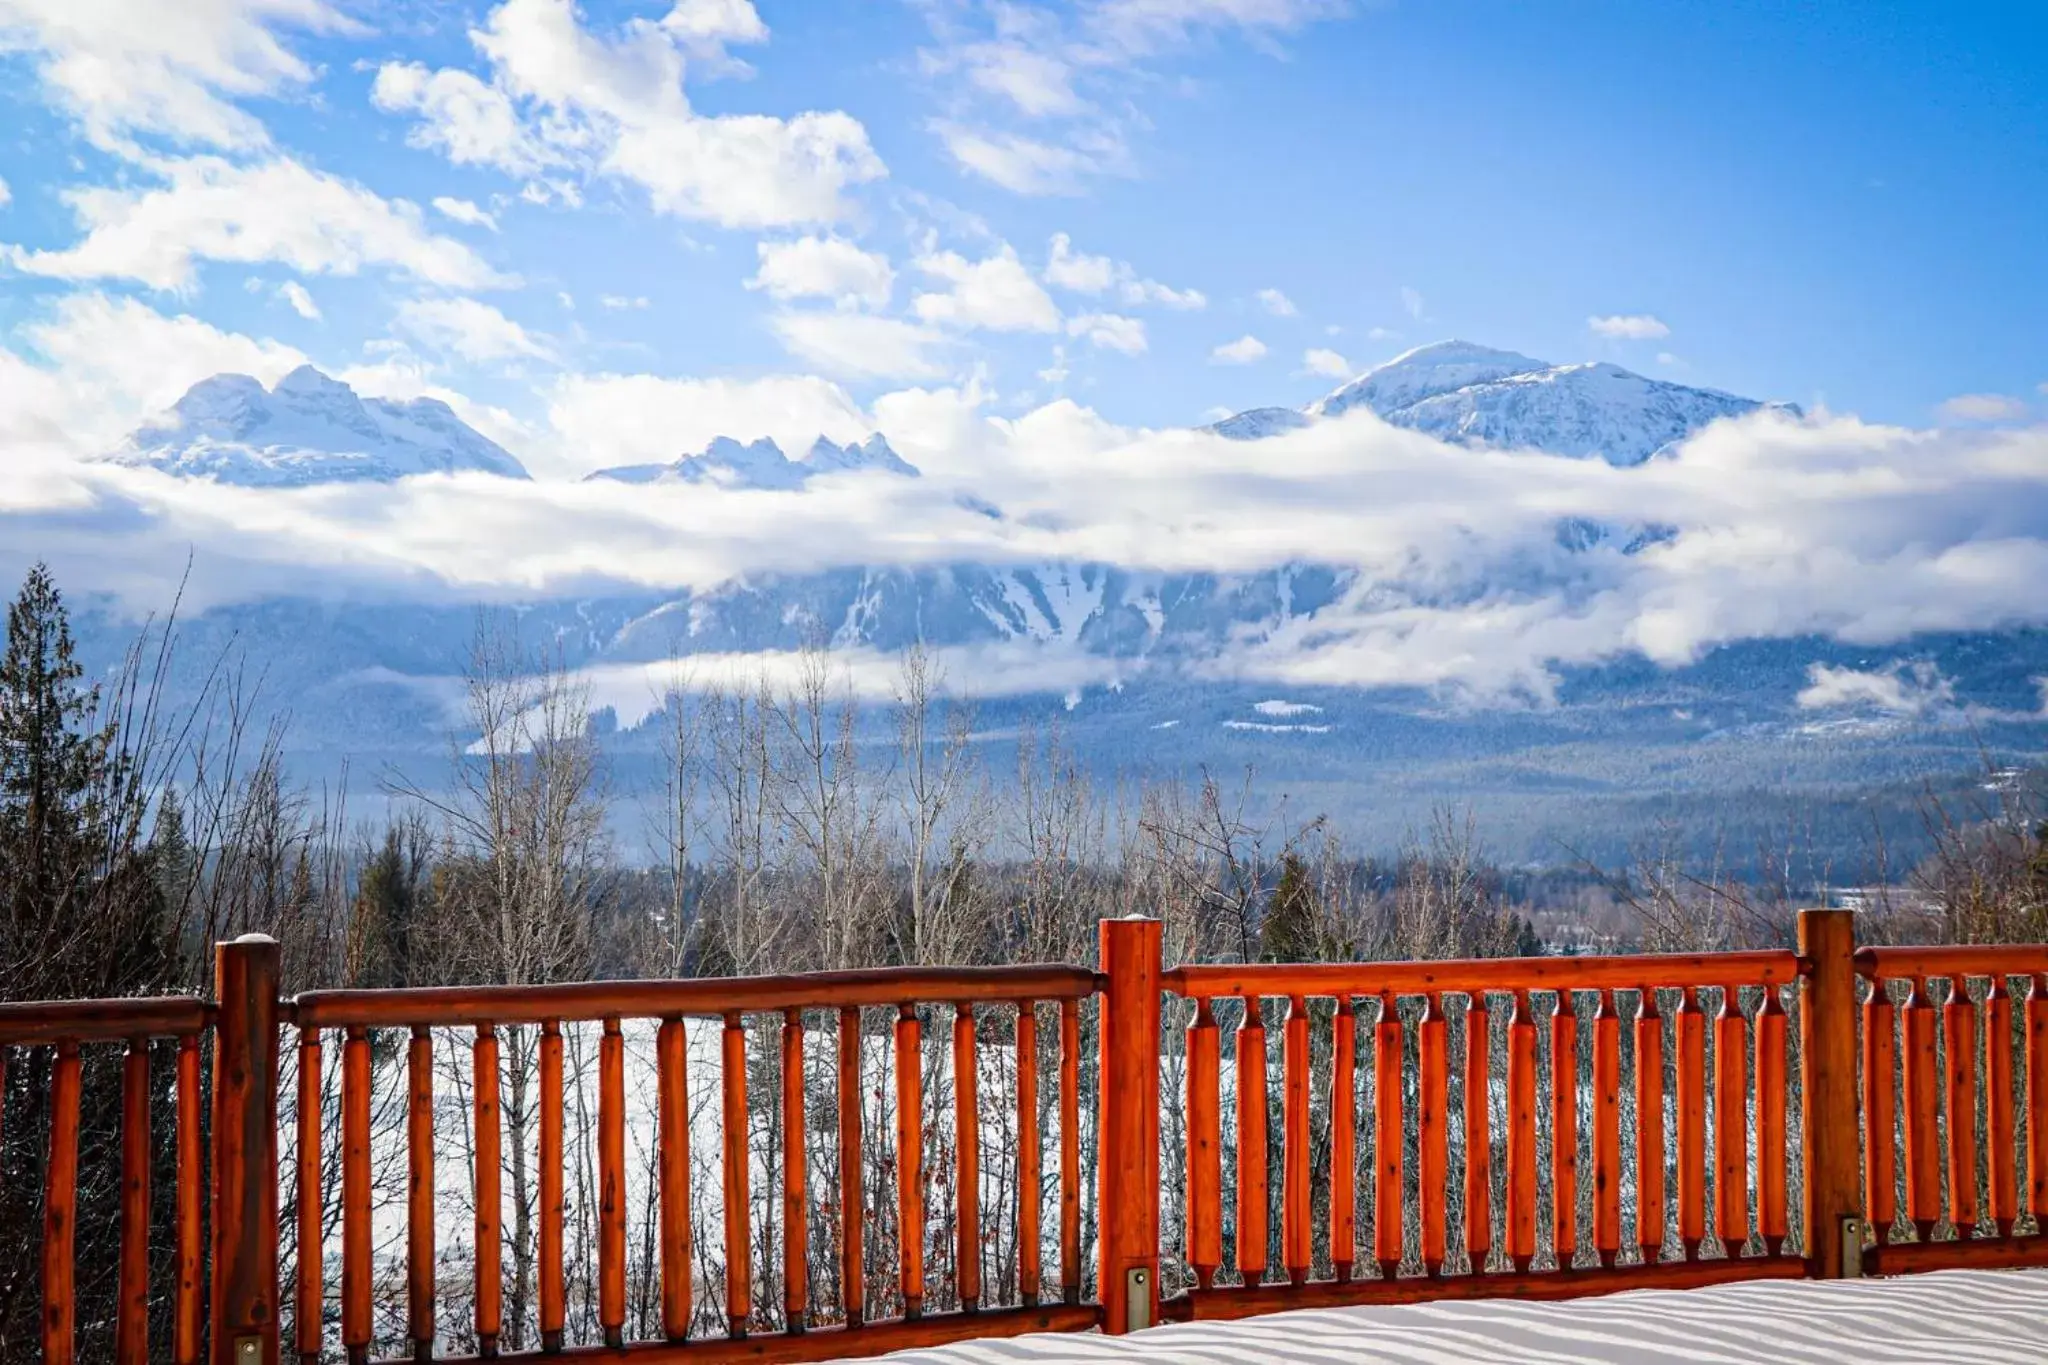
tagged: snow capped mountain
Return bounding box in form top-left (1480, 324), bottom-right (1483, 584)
top-left (586, 433), bottom-right (920, 490)
top-left (108, 366), bottom-right (530, 486)
top-left (1219, 339), bottom-right (1797, 466)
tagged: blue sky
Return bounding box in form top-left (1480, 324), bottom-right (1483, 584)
top-left (0, 0), bottom-right (2043, 476)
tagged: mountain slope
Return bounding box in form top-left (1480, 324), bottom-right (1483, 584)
top-left (586, 433), bottom-right (919, 490)
top-left (108, 367), bottom-right (530, 485)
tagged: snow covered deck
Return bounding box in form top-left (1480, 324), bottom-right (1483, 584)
top-left (884, 1269), bottom-right (2048, 1363)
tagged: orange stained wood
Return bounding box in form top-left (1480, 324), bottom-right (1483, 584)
top-left (2029, 976), bottom-right (2048, 1223)
top-left (1506, 989), bottom-right (1538, 1271)
top-left (1757, 985), bottom-right (1789, 1255)
top-left (837, 1007), bottom-right (864, 1329)
top-left (473, 1025), bottom-right (503, 1355)
top-left (658, 1017), bottom-right (693, 1341)
top-left (1552, 992), bottom-right (1579, 1267)
top-left (1715, 986), bottom-right (1749, 1256)
top-left (1373, 993), bottom-right (1403, 1276)
top-left (952, 1003), bottom-right (981, 1313)
top-left (1986, 976), bottom-right (2017, 1235)
top-left (1902, 977), bottom-right (1940, 1236)
top-left (1284, 995), bottom-right (1312, 1285)
top-left (540, 1021), bottom-right (566, 1350)
top-left (1676, 987), bottom-right (1706, 1258)
top-left (1863, 981), bottom-right (1898, 1243)
top-left (895, 1003), bottom-right (925, 1320)
top-left (0, 996), bottom-right (212, 1045)
top-left (1187, 997), bottom-right (1223, 1289)
top-left (407, 1027), bottom-right (436, 1355)
top-left (1945, 983), bottom-right (1980, 1235)
top-left (1236, 996), bottom-right (1271, 1285)
top-left (175, 1034), bottom-right (203, 1365)
top-left (601, 1018), bottom-right (629, 1345)
top-left (1463, 996), bottom-right (1492, 1269)
top-left (1165, 951), bottom-right (1802, 1003)
top-left (725, 1011), bottom-right (755, 1336)
top-left (1016, 1001), bottom-right (1042, 1305)
top-left (1332, 1002), bottom-right (1359, 1281)
top-left (1857, 944), bottom-right (2048, 979)
top-left (1635, 989), bottom-right (1665, 1265)
top-left (1417, 993), bottom-right (1449, 1275)
top-left (341, 1026), bottom-right (371, 1363)
top-left (294, 1029), bottom-right (322, 1365)
top-left (118, 1039), bottom-right (153, 1365)
top-left (1059, 997), bottom-right (1080, 1305)
top-left (1593, 991), bottom-right (1622, 1266)
top-left (785, 1009), bottom-right (812, 1330)
top-left (43, 1040), bottom-right (81, 1365)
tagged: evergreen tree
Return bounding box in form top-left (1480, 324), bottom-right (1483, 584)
top-left (1259, 851), bottom-right (1322, 962)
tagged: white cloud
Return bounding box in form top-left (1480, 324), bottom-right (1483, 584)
top-left (1066, 312), bottom-right (1146, 355)
top-left (1939, 393), bottom-right (2030, 423)
top-left (599, 294), bottom-right (649, 310)
top-left (1589, 313), bottom-right (1671, 340)
top-left (1043, 232), bottom-right (1204, 309)
top-left (544, 371), bottom-right (871, 476)
top-left (1399, 286), bottom-right (1424, 319)
top-left (957, 40), bottom-right (1085, 117)
top-left (747, 235), bottom-right (894, 309)
top-left (277, 279), bottom-right (320, 319)
top-left (1656, 352), bottom-right (1680, 367)
top-left (1211, 334), bottom-right (1267, 364)
top-left (0, 175), bottom-right (10, 208)
top-left (1257, 287), bottom-right (1297, 317)
top-left (431, 196), bottom-right (500, 231)
top-left (912, 246), bottom-right (1062, 333)
top-left (1796, 661), bottom-right (1955, 718)
top-left (768, 311), bottom-right (951, 381)
top-left (1120, 277), bottom-right (1205, 309)
top-left (373, 0), bottom-right (884, 228)
top-left (5, 154), bottom-right (512, 292)
top-left (395, 296), bottom-right (553, 363)
top-left (0, 0), bottom-right (355, 151)
top-left (1367, 326), bottom-right (1401, 341)
top-left (1303, 347), bottom-right (1348, 378)
top-left (932, 123), bottom-right (1105, 195)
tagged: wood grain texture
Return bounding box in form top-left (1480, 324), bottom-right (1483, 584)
top-left (1236, 997), bottom-right (1270, 1286)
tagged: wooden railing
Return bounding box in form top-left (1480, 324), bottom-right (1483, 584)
top-left (4, 913), bottom-right (2048, 1364)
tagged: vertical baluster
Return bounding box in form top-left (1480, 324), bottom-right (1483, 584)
top-left (341, 1027), bottom-right (370, 1365)
top-left (1333, 1001), bottom-right (1359, 1283)
top-left (1237, 997), bottom-right (1270, 1286)
top-left (1987, 975), bottom-right (2017, 1236)
top-left (1418, 993), bottom-right (1448, 1277)
top-left (474, 1025), bottom-right (502, 1358)
top-left (1716, 984), bottom-right (1749, 1257)
top-left (725, 1011), bottom-right (754, 1336)
top-left (784, 1009), bottom-right (811, 1331)
top-left (1593, 991), bottom-right (1622, 1268)
top-left (1944, 979), bottom-right (1979, 1238)
top-left (1864, 980), bottom-right (1898, 1245)
top-left (837, 1008), bottom-right (864, 1329)
top-left (1374, 992), bottom-right (1403, 1279)
top-left (2030, 975), bottom-right (2048, 1231)
top-left (895, 1004), bottom-right (924, 1320)
top-left (539, 1021), bottom-right (566, 1352)
top-left (43, 1040), bottom-right (81, 1365)
top-left (1464, 994), bottom-right (1493, 1274)
top-left (1677, 986), bottom-right (1706, 1259)
top-left (599, 1018), bottom-right (627, 1347)
top-left (176, 1034), bottom-right (203, 1365)
top-left (407, 1026), bottom-right (435, 1359)
top-left (293, 1028), bottom-right (321, 1365)
top-left (1903, 977), bottom-right (1939, 1239)
top-left (658, 1017), bottom-right (692, 1342)
top-left (1636, 989), bottom-right (1665, 1267)
top-left (1757, 984), bottom-right (1789, 1256)
top-left (1017, 1002), bottom-right (1041, 1306)
top-left (1187, 998), bottom-right (1222, 1291)
top-left (1507, 989), bottom-right (1537, 1272)
top-left (117, 1038), bottom-right (152, 1365)
top-left (953, 1003), bottom-right (981, 1313)
top-left (1059, 997), bottom-right (1080, 1306)
top-left (1552, 990), bottom-right (1579, 1269)
top-left (1284, 994), bottom-right (1313, 1285)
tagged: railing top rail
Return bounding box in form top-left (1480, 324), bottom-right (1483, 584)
top-left (290, 962), bottom-right (1101, 1029)
top-left (1163, 948), bottom-right (1803, 1000)
top-left (1854, 943), bottom-right (2048, 979)
top-left (0, 994), bottom-right (213, 1046)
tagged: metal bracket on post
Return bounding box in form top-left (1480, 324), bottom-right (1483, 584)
top-left (1840, 1216), bottom-right (1866, 1278)
top-left (1125, 1268), bottom-right (1152, 1333)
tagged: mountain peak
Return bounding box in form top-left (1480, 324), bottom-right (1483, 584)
top-left (586, 432), bottom-right (920, 490)
top-left (1312, 339), bottom-right (1551, 420)
top-left (110, 368), bottom-right (530, 486)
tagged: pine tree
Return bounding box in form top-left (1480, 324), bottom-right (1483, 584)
top-left (1259, 851), bottom-right (1322, 962)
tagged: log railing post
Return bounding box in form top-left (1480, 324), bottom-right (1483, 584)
top-left (1798, 908), bottom-right (1860, 1279)
top-left (212, 934), bottom-right (283, 1365)
top-left (1096, 915), bottom-right (1161, 1335)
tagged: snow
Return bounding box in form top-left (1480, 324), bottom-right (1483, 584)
top-left (586, 433), bottom-right (920, 490)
